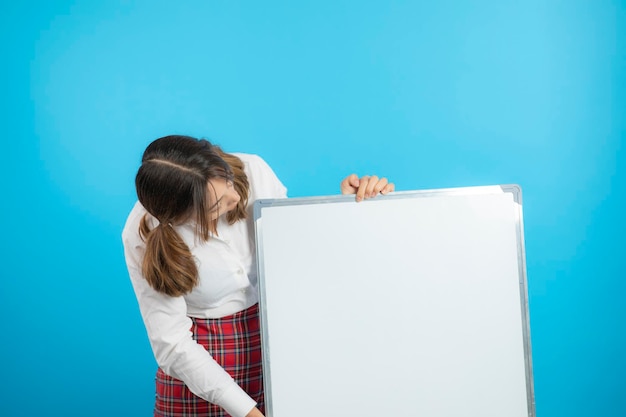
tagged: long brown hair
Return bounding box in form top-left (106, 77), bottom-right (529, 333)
top-left (135, 135), bottom-right (249, 296)
top-left (214, 146), bottom-right (249, 224)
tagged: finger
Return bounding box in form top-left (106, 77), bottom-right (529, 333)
top-left (371, 177), bottom-right (389, 196)
top-left (348, 173), bottom-right (360, 188)
top-left (364, 175), bottom-right (380, 198)
top-left (355, 175), bottom-right (370, 202)
top-left (381, 182), bottom-right (395, 194)
top-left (340, 174), bottom-right (360, 194)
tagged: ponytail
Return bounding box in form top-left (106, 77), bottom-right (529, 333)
top-left (139, 214), bottom-right (198, 296)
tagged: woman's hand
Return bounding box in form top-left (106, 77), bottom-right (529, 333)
top-left (245, 406), bottom-right (265, 417)
top-left (340, 174), bottom-right (395, 202)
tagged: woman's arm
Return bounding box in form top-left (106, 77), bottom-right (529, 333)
top-left (125, 261), bottom-right (258, 417)
top-left (121, 210), bottom-right (258, 417)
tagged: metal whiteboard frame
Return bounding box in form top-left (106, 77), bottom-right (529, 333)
top-left (254, 185), bottom-right (535, 417)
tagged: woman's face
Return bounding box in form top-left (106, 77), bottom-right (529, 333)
top-left (207, 178), bottom-right (241, 220)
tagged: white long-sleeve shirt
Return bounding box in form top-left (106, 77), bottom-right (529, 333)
top-left (122, 153), bottom-right (287, 417)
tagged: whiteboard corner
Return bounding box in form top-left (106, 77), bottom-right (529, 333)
top-left (501, 184), bottom-right (523, 204)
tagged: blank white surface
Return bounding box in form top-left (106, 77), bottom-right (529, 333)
top-left (255, 188), bottom-right (532, 417)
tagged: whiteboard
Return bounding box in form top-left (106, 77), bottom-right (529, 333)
top-left (254, 185), bottom-right (535, 417)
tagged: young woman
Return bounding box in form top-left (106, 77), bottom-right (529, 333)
top-left (122, 135), bottom-right (394, 417)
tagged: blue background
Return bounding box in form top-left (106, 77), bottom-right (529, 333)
top-left (1, 1), bottom-right (624, 416)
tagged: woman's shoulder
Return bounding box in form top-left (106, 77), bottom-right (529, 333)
top-left (231, 153), bottom-right (278, 180)
top-left (121, 201), bottom-right (149, 243)
top-left (230, 152), bottom-right (267, 167)
top-left (230, 152), bottom-right (287, 199)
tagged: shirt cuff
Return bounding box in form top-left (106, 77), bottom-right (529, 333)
top-left (217, 382), bottom-right (258, 417)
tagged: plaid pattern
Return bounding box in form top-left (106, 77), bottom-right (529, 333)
top-left (154, 303), bottom-right (264, 417)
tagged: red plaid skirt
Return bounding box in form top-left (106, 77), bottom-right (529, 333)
top-left (154, 303), bottom-right (264, 417)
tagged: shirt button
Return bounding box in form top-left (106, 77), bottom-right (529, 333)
top-left (237, 268), bottom-right (244, 275)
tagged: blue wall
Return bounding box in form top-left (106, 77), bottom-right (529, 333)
top-left (1, 1), bottom-right (624, 416)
